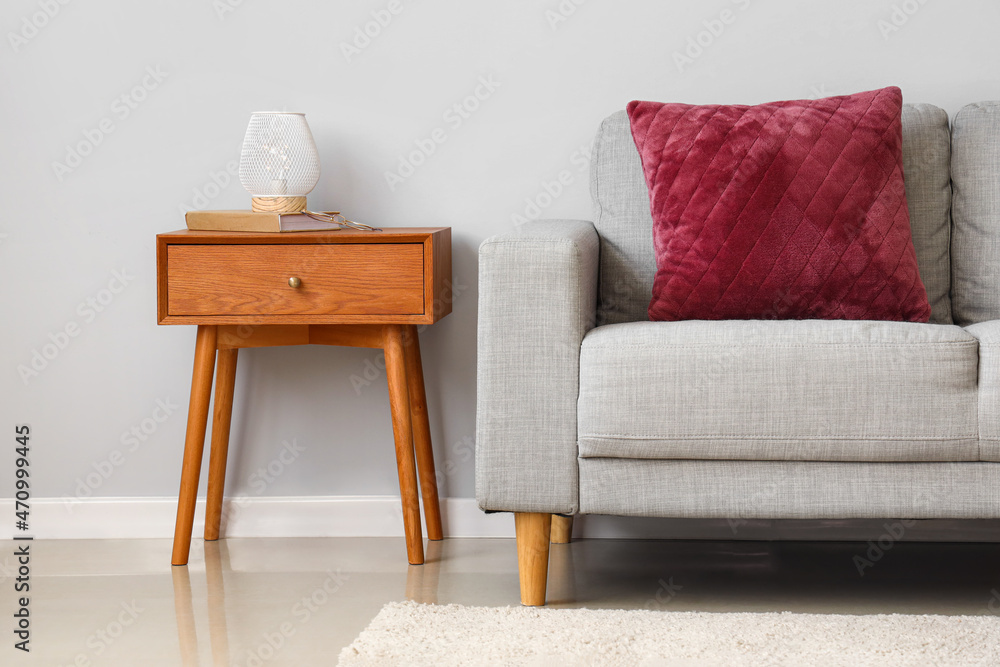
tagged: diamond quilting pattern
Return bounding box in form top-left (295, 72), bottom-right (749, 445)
top-left (627, 87), bottom-right (930, 322)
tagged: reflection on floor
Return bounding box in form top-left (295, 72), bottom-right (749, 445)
top-left (3, 536), bottom-right (1000, 665)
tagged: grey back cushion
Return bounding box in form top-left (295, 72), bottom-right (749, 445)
top-left (952, 102), bottom-right (1000, 326)
top-left (590, 104), bottom-right (954, 326)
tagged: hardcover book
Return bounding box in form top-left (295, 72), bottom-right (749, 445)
top-left (185, 210), bottom-right (345, 233)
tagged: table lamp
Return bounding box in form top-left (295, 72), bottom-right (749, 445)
top-left (238, 112), bottom-right (320, 213)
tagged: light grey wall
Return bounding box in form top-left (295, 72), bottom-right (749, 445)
top-left (3, 0), bottom-right (999, 504)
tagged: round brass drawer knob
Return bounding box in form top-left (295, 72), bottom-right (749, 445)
top-left (288, 277), bottom-right (302, 288)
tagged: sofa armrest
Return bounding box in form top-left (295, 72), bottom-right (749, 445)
top-left (476, 220), bottom-right (599, 514)
top-left (965, 320), bottom-right (1000, 457)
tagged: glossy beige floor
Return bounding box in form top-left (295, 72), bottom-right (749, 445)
top-left (3, 535), bottom-right (1000, 665)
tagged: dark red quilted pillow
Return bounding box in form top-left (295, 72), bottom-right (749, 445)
top-left (627, 87), bottom-right (931, 322)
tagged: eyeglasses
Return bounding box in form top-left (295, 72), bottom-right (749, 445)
top-left (303, 211), bottom-right (382, 232)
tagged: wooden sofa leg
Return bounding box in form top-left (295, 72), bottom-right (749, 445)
top-left (515, 512), bottom-right (551, 606)
top-left (550, 514), bottom-right (573, 544)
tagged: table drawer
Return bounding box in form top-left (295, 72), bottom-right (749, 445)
top-left (166, 244), bottom-right (424, 317)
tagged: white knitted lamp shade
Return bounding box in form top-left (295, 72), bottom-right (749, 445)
top-left (239, 112), bottom-right (320, 213)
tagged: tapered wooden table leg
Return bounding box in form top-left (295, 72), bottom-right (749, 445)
top-left (172, 325), bottom-right (218, 566)
top-left (515, 512), bottom-right (551, 606)
top-left (205, 348), bottom-right (238, 541)
top-left (551, 514), bottom-right (573, 544)
top-left (384, 325), bottom-right (424, 565)
top-left (403, 325), bottom-right (443, 541)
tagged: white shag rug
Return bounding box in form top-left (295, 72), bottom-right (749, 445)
top-left (338, 600), bottom-right (1000, 666)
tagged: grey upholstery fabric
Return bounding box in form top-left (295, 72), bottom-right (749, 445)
top-left (900, 104), bottom-right (953, 324)
top-left (475, 220), bottom-right (598, 513)
top-left (578, 320), bottom-right (979, 462)
top-left (952, 102), bottom-right (1000, 326)
top-left (590, 105), bottom-right (954, 325)
top-left (590, 110), bottom-right (655, 326)
top-left (965, 320), bottom-right (1000, 461)
top-left (477, 100), bottom-right (1000, 523)
top-left (579, 459), bottom-right (1000, 519)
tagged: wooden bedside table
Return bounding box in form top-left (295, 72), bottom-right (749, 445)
top-left (156, 227), bottom-right (451, 566)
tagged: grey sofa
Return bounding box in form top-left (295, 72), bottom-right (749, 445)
top-left (476, 101), bottom-right (1000, 605)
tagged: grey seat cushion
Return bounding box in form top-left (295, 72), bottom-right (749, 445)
top-left (591, 103), bottom-right (954, 326)
top-left (578, 320), bottom-right (979, 462)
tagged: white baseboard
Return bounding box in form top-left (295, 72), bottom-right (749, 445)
top-left (1, 496), bottom-right (516, 540)
top-left (4, 496), bottom-right (1000, 541)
